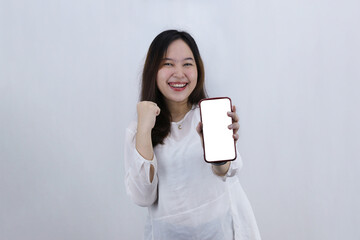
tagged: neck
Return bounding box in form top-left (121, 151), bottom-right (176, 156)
top-left (167, 100), bottom-right (192, 122)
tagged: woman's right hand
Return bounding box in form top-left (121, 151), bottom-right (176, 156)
top-left (137, 101), bottom-right (161, 133)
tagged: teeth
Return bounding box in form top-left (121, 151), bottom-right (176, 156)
top-left (169, 83), bottom-right (187, 88)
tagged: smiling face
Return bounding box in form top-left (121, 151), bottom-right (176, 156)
top-left (156, 39), bottom-right (198, 107)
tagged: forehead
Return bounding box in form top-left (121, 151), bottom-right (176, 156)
top-left (165, 39), bottom-right (194, 58)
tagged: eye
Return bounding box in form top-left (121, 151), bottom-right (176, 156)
top-left (184, 62), bottom-right (193, 67)
top-left (163, 62), bottom-right (173, 66)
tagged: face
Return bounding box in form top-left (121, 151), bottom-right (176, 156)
top-left (156, 39), bottom-right (198, 106)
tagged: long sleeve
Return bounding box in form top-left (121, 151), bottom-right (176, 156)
top-left (124, 122), bottom-right (158, 207)
top-left (216, 146), bottom-right (244, 181)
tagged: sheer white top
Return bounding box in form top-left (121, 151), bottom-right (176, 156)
top-left (124, 106), bottom-right (261, 240)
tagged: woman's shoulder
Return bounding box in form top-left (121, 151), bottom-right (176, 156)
top-left (192, 104), bottom-right (200, 118)
top-left (192, 104), bottom-right (200, 114)
top-left (188, 104), bottom-right (200, 126)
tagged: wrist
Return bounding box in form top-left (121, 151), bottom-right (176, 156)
top-left (211, 161), bottom-right (227, 166)
top-left (211, 161), bottom-right (231, 177)
top-left (137, 124), bottom-right (153, 135)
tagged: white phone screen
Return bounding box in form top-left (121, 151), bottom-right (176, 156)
top-left (199, 97), bottom-right (236, 163)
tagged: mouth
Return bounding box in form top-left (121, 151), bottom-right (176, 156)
top-left (168, 82), bottom-right (188, 91)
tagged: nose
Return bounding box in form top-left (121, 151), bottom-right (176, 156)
top-left (173, 65), bottom-right (185, 78)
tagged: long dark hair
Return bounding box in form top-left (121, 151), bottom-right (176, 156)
top-left (141, 30), bottom-right (207, 146)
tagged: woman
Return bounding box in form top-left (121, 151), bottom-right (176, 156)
top-left (124, 30), bottom-right (261, 240)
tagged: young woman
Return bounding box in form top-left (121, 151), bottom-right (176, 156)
top-left (124, 30), bottom-right (261, 240)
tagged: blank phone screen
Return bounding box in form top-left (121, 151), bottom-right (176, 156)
top-left (199, 97), bottom-right (236, 163)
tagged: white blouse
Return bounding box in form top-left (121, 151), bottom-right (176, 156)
top-left (124, 106), bottom-right (261, 240)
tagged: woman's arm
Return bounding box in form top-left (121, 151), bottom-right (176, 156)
top-left (124, 126), bottom-right (158, 207)
top-left (124, 102), bottom-right (160, 207)
top-left (135, 129), bottom-right (155, 182)
top-left (135, 101), bottom-right (160, 183)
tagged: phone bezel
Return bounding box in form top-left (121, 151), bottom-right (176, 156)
top-left (199, 97), bottom-right (237, 163)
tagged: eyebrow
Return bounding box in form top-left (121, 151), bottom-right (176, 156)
top-left (163, 57), bottom-right (195, 61)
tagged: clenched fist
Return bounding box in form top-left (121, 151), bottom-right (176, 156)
top-left (137, 101), bottom-right (161, 133)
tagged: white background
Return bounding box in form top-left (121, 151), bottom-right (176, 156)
top-left (1, 0), bottom-right (359, 239)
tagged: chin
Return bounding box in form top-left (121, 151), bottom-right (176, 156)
top-left (166, 96), bottom-right (190, 104)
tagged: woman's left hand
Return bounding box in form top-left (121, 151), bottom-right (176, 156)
top-left (227, 105), bottom-right (240, 143)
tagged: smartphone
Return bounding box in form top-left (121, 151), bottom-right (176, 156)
top-left (199, 97), bottom-right (237, 163)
